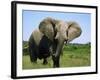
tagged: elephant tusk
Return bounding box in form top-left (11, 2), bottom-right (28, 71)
top-left (55, 32), bottom-right (59, 39)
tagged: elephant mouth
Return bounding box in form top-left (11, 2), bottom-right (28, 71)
top-left (65, 39), bottom-right (69, 44)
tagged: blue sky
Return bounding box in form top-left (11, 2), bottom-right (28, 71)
top-left (23, 10), bottom-right (91, 44)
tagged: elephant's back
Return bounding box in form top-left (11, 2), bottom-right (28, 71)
top-left (32, 29), bottom-right (43, 46)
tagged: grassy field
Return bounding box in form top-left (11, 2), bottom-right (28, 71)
top-left (22, 42), bottom-right (91, 69)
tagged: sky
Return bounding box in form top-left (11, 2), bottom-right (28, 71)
top-left (22, 10), bottom-right (91, 44)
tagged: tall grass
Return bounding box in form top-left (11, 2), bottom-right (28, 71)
top-left (22, 43), bottom-right (91, 69)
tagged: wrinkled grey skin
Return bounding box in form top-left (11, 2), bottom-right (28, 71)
top-left (29, 17), bottom-right (82, 67)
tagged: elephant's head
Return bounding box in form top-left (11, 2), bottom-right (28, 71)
top-left (39, 17), bottom-right (82, 45)
top-left (39, 17), bottom-right (68, 42)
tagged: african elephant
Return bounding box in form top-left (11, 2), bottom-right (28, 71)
top-left (28, 17), bottom-right (82, 67)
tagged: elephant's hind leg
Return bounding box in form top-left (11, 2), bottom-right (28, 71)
top-left (29, 45), bottom-right (37, 63)
top-left (28, 38), bottom-right (38, 63)
top-left (43, 58), bottom-right (48, 65)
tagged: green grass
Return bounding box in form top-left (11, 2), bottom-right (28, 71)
top-left (22, 43), bottom-right (91, 69)
top-left (22, 56), bottom-right (53, 69)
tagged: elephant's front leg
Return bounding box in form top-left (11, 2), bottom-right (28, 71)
top-left (43, 58), bottom-right (48, 65)
top-left (52, 40), bottom-right (64, 68)
top-left (51, 41), bottom-right (60, 67)
top-left (52, 55), bottom-right (60, 67)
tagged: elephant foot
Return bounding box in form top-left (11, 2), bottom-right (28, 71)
top-left (53, 64), bottom-right (60, 68)
top-left (52, 55), bottom-right (60, 68)
top-left (43, 58), bottom-right (48, 65)
top-left (53, 60), bottom-right (60, 68)
top-left (30, 58), bottom-right (37, 63)
top-left (31, 60), bottom-right (37, 64)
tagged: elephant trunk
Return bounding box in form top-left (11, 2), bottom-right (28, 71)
top-left (55, 40), bottom-right (64, 57)
top-left (52, 40), bottom-right (64, 67)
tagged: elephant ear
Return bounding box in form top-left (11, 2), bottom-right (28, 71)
top-left (67, 21), bottom-right (82, 42)
top-left (39, 17), bottom-right (57, 41)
